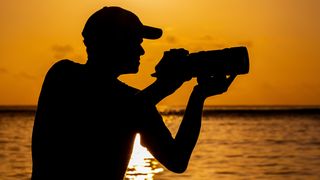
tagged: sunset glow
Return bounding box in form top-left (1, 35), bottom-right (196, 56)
top-left (1, 0), bottom-right (320, 106)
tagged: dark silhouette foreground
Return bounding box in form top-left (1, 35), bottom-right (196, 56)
top-left (31, 6), bottom-right (236, 180)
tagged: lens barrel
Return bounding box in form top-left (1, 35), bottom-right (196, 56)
top-left (187, 46), bottom-right (249, 76)
top-left (151, 46), bottom-right (249, 78)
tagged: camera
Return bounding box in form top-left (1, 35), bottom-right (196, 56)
top-left (151, 46), bottom-right (249, 78)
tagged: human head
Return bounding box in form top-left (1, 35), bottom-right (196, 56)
top-left (82, 6), bottom-right (162, 74)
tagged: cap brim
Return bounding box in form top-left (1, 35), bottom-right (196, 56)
top-left (142, 25), bottom-right (163, 39)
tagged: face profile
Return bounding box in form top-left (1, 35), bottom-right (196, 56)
top-left (82, 6), bottom-right (162, 75)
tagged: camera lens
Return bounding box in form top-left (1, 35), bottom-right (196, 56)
top-left (187, 46), bottom-right (249, 77)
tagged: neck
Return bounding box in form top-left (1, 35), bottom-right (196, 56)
top-left (85, 59), bottom-right (120, 79)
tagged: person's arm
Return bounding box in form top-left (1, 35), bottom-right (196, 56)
top-left (166, 74), bottom-right (237, 171)
top-left (136, 78), bottom-right (185, 105)
top-left (137, 48), bottom-right (237, 172)
top-left (142, 88), bottom-right (206, 173)
top-left (138, 74), bottom-right (236, 173)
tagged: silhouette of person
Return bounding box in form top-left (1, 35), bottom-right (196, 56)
top-left (31, 6), bottom-right (236, 180)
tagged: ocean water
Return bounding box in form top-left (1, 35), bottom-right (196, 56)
top-left (0, 106), bottom-right (320, 180)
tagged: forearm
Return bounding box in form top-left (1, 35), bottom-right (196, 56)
top-left (174, 88), bottom-right (206, 162)
top-left (136, 79), bottom-right (183, 105)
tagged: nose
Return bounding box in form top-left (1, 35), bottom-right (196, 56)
top-left (139, 45), bottom-right (145, 56)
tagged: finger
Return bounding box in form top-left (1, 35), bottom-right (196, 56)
top-left (180, 48), bottom-right (189, 55)
top-left (196, 75), bottom-right (209, 84)
top-left (170, 48), bottom-right (189, 55)
top-left (227, 74), bottom-right (237, 86)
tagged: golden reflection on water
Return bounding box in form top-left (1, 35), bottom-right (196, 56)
top-left (125, 134), bottom-right (164, 180)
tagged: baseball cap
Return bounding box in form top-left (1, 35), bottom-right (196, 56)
top-left (82, 6), bottom-right (163, 41)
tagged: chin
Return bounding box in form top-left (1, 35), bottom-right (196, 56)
top-left (129, 65), bottom-right (140, 73)
top-left (131, 68), bottom-right (139, 74)
top-left (122, 68), bottom-right (139, 74)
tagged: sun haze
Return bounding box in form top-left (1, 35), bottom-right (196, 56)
top-left (1, 0), bottom-right (320, 106)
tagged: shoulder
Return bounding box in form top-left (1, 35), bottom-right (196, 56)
top-left (45, 59), bottom-right (83, 80)
top-left (41, 59), bottom-right (85, 92)
top-left (48, 59), bottom-right (80, 74)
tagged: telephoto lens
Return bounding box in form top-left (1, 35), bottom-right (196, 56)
top-left (151, 46), bottom-right (249, 78)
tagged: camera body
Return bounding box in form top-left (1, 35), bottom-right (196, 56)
top-left (152, 46), bottom-right (249, 78)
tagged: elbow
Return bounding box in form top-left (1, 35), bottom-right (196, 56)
top-left (164, 156), bottom-right (189, 173)
top-left (169, 165), bottom-right (188, 174)
top-left (155, 145), bottom-right (193, 174)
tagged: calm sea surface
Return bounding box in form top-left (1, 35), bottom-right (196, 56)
top-left (0, 106), bottom-right (320, 180)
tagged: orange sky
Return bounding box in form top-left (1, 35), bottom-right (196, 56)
top-left (1, 0), bottom-right (320, 106)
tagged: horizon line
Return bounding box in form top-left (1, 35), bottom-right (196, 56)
top-left (1, 104), bottom-right (320, 112)
top-left (1, 104), bottom-right (320, 107)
